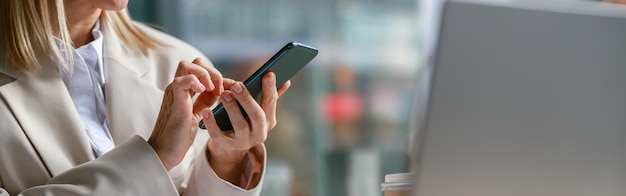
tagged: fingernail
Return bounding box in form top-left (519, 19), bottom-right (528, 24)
top-left (232, 83), bottom-right (243, 94)
top-left (199, 83), bottom-right (206, 92)
top-left (222, 93), bottom-right (233, 102)
top-left (203, 110), bottom-right (210, 118)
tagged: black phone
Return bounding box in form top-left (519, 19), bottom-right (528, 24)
top-left (199, 42), bottom-right (318, 130)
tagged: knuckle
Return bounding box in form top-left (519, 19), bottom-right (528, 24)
top-left (269, 118), bottom-right (277, 128)
top-left (207, 66), bottom-right (221, 76)
top-left (258, 126), bottom-right (269, 142)
top-left (223, 100), bottom-right (239, 111)
top-left (250, 129), bottom-right (267, 144)
top-left (264, 95), bottom-right (278, 107)
top-left (249, 111), bottom-right (265, 121)
top-left (173, 76), bottom-right (184, 83)
top-left (178, 60), bottom-right (187, 67)
top-left (238, 95), bottom-right (256, 107)
top-left (265, 88), bottom-right (279, 99)
top-left (228, 115), bottom-right (248, 130)
top-left (199, 66), bottom-right (210, 75)
top-left (172, 76), bottom-right (190, 86)
top-left (256, 135), bottom-right (267, 145)
top-left (176, 61), bottom-right (189, 72)
top-left (232, 122), bottom-right (248, 131)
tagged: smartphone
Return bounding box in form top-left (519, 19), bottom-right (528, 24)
top-left (199, 42), bottom-right (318, 130)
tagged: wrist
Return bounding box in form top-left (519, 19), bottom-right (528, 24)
top-left (207, 139), bottom-right (248, 163)
top-left (207, 139), bottom-right (249, 186)
top-left (148, 138), bottom-right (177, 171)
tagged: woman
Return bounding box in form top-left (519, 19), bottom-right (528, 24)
top-left (0, 0), bottom-right (290, 195)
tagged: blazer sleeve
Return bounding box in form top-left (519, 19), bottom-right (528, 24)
top-left (182, 142), bottom-right (266, 196)
top-left (11, 136), bottom-right (179, 196)
top-left (0, 174), bottom-right (6, 196)
top-left (0, 189), bottom-right (8, 196)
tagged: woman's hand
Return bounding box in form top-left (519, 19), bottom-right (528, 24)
top-left (148, 58), bottom-right (223, 171)
top-left (202, 72), bottom-right (290, 186)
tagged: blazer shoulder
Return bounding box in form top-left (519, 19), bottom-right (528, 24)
top-left (133, 22), bottom-right (207, 61)
top-left (0, 47), bottom-right (21, 86)
top-left (129, 22), bottom-right (213, 88)
top-left (0, 72), bottom-right (16, 87)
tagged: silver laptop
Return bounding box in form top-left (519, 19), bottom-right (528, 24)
top-left (413, 0), bottom-right (626, 195)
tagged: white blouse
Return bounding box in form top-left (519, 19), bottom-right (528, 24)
top-left (56, 21), bottom-right (114, 157)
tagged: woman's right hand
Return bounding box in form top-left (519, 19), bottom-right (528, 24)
top-left (148, 58), bottom-right (223, 171)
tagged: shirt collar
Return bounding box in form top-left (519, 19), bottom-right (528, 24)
top-left (54, 19), bottom-right (106, 85)
top-left (87, 20), bottom-right (105, 84)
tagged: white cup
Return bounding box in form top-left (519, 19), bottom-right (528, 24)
top-left (381, 172), bottom-right (415, 196)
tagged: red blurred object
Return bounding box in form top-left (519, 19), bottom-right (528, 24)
top-left (322, 91), bottom-right (364, 123)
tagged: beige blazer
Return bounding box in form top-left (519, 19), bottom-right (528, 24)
top-left (0, 19), bottom-right (264, 196)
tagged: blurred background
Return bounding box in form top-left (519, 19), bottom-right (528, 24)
top-left (126, 0), bottom-right (621, 195)
top-left (129, 0), bottom-right (422, 195)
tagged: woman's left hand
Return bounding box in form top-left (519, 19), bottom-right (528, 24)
top-left (200, 72), bottom-right (290, 187)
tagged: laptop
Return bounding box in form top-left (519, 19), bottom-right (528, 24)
top-left (412, 0), bottom-right (626, 195)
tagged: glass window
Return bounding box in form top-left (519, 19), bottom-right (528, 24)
top-left (131, 0), bottom-right (424, 195)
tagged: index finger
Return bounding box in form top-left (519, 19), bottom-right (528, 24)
top-left (193, 58), bottom-right (223, 95)
top-left (175, 60), bottom-right (220, 94)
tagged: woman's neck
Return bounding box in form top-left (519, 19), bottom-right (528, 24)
top-left (63, 1), bottom-right (102, 48)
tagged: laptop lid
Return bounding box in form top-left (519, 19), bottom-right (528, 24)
top-left (413, 1), bottom-right (626, 195)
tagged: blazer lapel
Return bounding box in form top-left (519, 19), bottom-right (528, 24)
top-left (101, 20), bottom-right (164, 144)
top-left (0, 61), bottom-right (94, 176)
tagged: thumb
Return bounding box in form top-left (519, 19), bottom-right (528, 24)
top-left (198, 108), bottom-right (213, 129)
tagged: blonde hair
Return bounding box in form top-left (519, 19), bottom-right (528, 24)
top-left (1, 0), bottom-right (161, 72)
